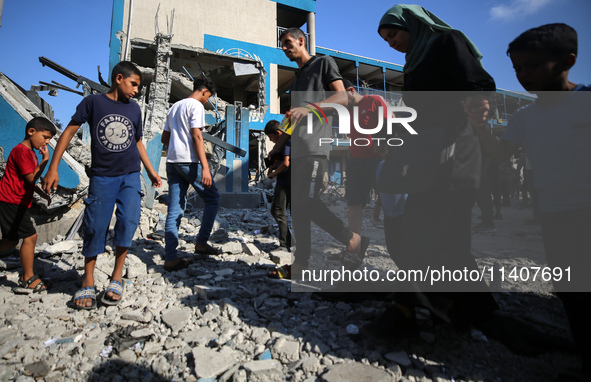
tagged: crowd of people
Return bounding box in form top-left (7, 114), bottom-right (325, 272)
top-left (0, 4), bottom-right (588, 381)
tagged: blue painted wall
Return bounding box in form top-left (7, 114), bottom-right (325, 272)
top-left (204, 34), bottom-right (299, 131)
top-left (0, 96), bottom-right (81, 189)
top-left (271, 0), bottom-right (316, 13)
top-left (109, 0), bottom-right (125, 83)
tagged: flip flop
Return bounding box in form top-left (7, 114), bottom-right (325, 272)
top-left (73, 286), bottom-right (97, 310)
top-left (101, 280), bottom-right (124, 306)
top-left (163, 257), bottom-right (192, 272)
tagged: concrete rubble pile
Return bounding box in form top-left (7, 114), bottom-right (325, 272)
top-left (0, 201), bottom-right (401, 382)
top-left (0, 190), bottom-right (583, 381)
top-left (0, 68), bottom-right (582, 382)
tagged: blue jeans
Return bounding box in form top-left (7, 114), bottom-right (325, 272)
top-left (165, 162), bottom-right (220, 261)
top-left (83, 172), bottom-right (142, 257)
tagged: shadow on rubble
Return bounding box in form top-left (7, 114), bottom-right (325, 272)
top-left (87, 359), bottom-right (168, 382)
top-left (0, 249), bottom-right (81, 297)
top-left (150, 242), bottom-right (580, 382)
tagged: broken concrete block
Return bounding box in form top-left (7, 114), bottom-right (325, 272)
top-left (242, 243), bottom-right (261, 256)
top-left (257, 257), bottom-right (276, 267)
top-left (122, 309), bottom-right (152, 323)
top-left (243, 359), bottom-right (283, 382)
top-left (269, 249), bottom-right (292, 265)
top-left (131, 328), bottom-right (154, 338)
top-left (321, 363), bottom-right (391, 382)
top-left (43, 240), bottom-right (79, 255)
top-left (161, 308), bottom-right (191, 333)
top-left (126, 263), bottom-right (147, 279)
top-left (181, 327), bottom-right (217, 346)
top-left (210, 228), bottom-right (228, 242)
top-left (238, 255), bottom-right (260, 266)
top-left (221, 242), bottom-right (242, 254)
top-left (192, 347), bottom-right (237, 379)
top-left (271, 337), bottom-right (300, 363)
top-left (241, 211), bottom-right (253, 222)
top-left (301, 356), bottom-right (321, 374)
top-left (125, 254), bottom-right (147, 279)
top-left (194, 285), bottom-right (232, 300)
top-left (214, 269), bottom-right (234, 277)
top-left (384, 351), bottom-right (412, 368)
top-left (24, 360), bottom-right (51, 378)
top-left (95, 255), bottom-right (115, 275)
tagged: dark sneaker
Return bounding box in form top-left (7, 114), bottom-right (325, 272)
top-left (361, 305), bottom-right (419, 341)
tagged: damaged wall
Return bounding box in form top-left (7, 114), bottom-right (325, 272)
top-left (118, 0), bottom-right (277, 61)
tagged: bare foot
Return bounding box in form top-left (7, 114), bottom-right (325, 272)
top-left (345, 233), bottom-right (362, 254)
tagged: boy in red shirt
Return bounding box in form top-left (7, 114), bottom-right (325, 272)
top-left (0, 117), bottom-right (56, 292)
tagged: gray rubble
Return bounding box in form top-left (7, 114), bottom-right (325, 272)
top-left (0, 196), bottom-right (584, 381)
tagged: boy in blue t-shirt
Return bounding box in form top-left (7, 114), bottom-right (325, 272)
top-left (471, 23), bottom-right (590, 379)
top-left (43, 61), bottom-right (162, 310)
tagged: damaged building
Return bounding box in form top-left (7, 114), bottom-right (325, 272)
top-left (0, 0), bottom-right (535, 244)
top-left (110, 0), bottom-right (408, 186)
top-left (112, 0), bottom-right (534, 185)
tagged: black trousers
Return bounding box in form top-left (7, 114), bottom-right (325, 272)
top-left (291, 156), bottom-right (353, 271)
top-left (384, 188), bottom-right (498, 328)
top-left (271, 182), bottom-right (291, 248)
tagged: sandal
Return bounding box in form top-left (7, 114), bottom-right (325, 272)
top-left (163, 257), bottom-right (192, 272)
top-left (267, 264), bottom-right (291, 279)
top-left (12, 274), bottom-right (48, 294)
top-left (194, 243), bottom-right (221, 256)
top-left (328, 237), bottom-right (370, 269)
top-left (101, 280), bottom-right (124, 306)
top-left (73, 286), bottom-right (97, 310)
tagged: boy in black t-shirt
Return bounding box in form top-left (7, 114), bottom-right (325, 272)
top-left (270, 28), bottom-right (369, 280)
top-left (43, 61), bottom-right (162, 310)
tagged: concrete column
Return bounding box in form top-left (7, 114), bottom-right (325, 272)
top-left (225, 105), bottom-right (236, 192)
top-left (142, 32), bottom-right (172, 208)
top-left (307, 12), bottom-right (316, 55)
top-left (240, 107), bottom-right (250, 192)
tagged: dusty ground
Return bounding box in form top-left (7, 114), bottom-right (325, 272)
top-left (0, 189), bottom-right (583, 382)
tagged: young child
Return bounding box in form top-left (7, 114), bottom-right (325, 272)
top-left (161, 75), bottom-right (221, 271)
top-left (0, 117), bottom-right (56, 292)
top-left (264, 120), bottom-right (291, 252)
top-left (471, 23), bottom-right (590, 380)
top-left (43, 61), bottom-right (162, 310)
top-left (341, 79), bottom-right (386, 238)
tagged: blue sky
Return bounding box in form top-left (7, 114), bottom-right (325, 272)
top-left (1, 0), bottom-right (590, 126)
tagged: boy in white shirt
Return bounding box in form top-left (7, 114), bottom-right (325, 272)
top-left (161, 76), bottom-right (220, 271)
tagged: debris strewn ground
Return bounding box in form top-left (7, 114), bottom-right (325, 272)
top-left (0, 189), bottom-right (582, 382)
